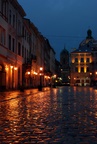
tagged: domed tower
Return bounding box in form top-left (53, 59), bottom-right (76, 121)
top-left (70, 29), bottom-right (97, 86)
top-left (79, 29), bottom-right (94, 48)
top-left (60, 47), bottom-right (70, 84)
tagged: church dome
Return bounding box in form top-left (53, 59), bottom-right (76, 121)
top-left (79, 29), bottom-right (95, 48)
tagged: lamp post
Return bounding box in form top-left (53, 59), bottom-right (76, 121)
top-left (38, 67), bottom-right (43, 91)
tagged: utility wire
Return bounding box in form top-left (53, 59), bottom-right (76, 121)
top-left (44, 35), bottom-right (84, 39)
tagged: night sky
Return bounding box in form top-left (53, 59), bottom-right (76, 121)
top-left (18, 0), bottom-right (97, 61)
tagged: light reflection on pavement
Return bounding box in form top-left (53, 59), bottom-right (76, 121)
top-left (0, 86), bottom-right (97, 143)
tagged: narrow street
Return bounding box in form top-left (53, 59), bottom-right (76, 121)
top-left (0, 86), bottom-right (97, 143)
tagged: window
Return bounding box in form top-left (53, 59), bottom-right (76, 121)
top-left (25, 30), bottom-right (26, 40)
top-left (12, 38), bottom-right (15, 52)
top-left (81, 58), bottom-right (84, 62)
top-left (18, 20), bottom-right (21, 35)
top-left (0, 27), bottom-right (5, 46)
top-left (9, 35), bottom-right (11, 50)
top-left (27, 33), bottom-right (29, 43)
top-left (22, 26), bottom-right (24, 36)
top-left (22, 45), bottom-right (24, 57)
top-left (75, 67), bottom-right (78, 72)
top-left (86, 58), bottom-right (89, 62)
top-left (1, 1), bottom-right (7, 20)
top-left (87, 67), bottom-right (89, 72)
top-left (9, 10), bottom-right (11, 24)
top-left (81, 67), bottom-right (84, 72)
top-left (75, 58), bottom-right (78, 62)
top-left (18, 42), bottom-right (21, 55)
top-left (13, 14), bottom-right (15, 28)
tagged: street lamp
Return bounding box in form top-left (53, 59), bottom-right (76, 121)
top-left (38, 67), bottom-right (43, 91)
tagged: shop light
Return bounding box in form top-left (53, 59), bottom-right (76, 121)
top-left (40, 67), bottom-right (43, 71)
top-left (5, 66), bottom-right (8, 71)
top-left (27, 71), bottom-right (30, 75)
top-left (10, 66), bottom-right (13, 69)
top-left (14, 67), bottom-right (17, 70)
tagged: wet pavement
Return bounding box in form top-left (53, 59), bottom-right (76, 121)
top-left (0, 86), bottom-right (97, 143)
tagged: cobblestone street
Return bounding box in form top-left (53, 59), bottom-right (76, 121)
top-left (0, 86), bottom-right (97, 143)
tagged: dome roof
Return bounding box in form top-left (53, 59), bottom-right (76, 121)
top-left (71, 29), bottom-right (96, 54)
top-left (79, 29), bottom-right (96, 48)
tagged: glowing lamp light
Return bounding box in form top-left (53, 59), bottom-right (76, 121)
top-left (40, 67), bottom-right (43, 71)
top-left (78, 60), bottom-right (80, 63)
top-left (34, 71), bottom-right (38, 75)
top-left (27, 71), bottom-right (30, 75)
top-left (90, 72), bottom-right (92, 75)
top-left (95, 72), bottom-right (97, 75)
top-left (54, 74), bottom-right (56, 78)
top-left (5, 66), bottom-right (8, 71)
top-left (10, 66), bottom-right (13, 69)
top-left (45, 76), bottom-right (47, 79)
top-left (14, 67), bottom-right (17, 70)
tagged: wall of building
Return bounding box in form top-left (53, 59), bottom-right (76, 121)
top-left (0, 0), bottom-right (56, 90)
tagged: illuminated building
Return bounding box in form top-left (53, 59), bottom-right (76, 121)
top-left (70, 29), bottom-right (97, 86)
top-left (0, 0), bottom-right (56, 90)
top-left (0, 0), bottom-right (26, 90)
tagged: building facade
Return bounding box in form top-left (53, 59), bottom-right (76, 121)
top-left (0, 0), bottom-right (56, 90)
top-left (0, 0), bottom-right (26, 90)
top-left (70, 29), bottom-right (97, 86)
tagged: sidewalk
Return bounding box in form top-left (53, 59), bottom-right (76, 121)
top-left (0, 87), bottom-right (51, 103)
